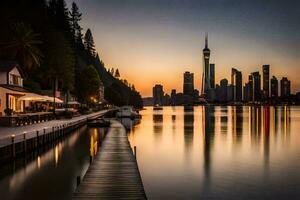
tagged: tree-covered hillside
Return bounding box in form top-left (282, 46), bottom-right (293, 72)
top-left (0, 0), bottom-right (143, 108)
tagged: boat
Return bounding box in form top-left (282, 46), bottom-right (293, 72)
top-left (87, 118), bottom-right (110, 127)
top-left (116, 106), bottom-right (141, 119)
top-left (153, 104), bottom-right (163, 110)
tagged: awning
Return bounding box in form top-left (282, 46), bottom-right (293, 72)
top-left (18, 93), bottom-right (47, 101)
top-left (67, 101), bottom-right (80, 105)
top-left (18, 94), bottom-right (64, 103)
top-left (42, 96), bottom-right (64, 103)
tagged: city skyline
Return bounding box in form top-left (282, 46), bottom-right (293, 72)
top-left (150, 36), bottom-right (294, 103)
top-left (66, 0), bottom-right (300, 97)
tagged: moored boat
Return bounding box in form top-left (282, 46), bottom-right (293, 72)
top-left (116, 106), bottom-right (141, 119)
top-left (87, 118), bottom-right (110, 127)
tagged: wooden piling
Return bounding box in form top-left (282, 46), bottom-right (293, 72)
top-left (43, 128), bottom-right (46, 145)
top-left (36, 130), bottom-right (39, 148)
top-left (23, 133), bottom-right (27, 154)
top-left (76, 176), bottom-right (81, 186)
top-left (11, 135), bottom-right (15, 158)
top-left (134, 146), bottom-right (137, 158)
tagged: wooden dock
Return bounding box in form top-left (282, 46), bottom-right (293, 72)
top-left (73, 120), bottom-right (147, 200)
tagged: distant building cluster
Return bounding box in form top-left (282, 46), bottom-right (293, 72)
top-left (142, 35), bottom-right (299, 106)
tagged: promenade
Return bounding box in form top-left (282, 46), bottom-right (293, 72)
top-left (0, 110), bottom-right (111, 148)
top-left (73, 120), bottom-right (147, 200)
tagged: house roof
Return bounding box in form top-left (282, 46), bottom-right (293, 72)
top-left (0, 61), bottom-right (25, 77)
top-left (0, 84), bottom-right (30, 93)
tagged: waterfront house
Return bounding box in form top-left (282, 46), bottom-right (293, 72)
top-left (0, 61), bottom-right (29, 115)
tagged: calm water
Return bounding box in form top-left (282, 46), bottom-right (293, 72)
top-left (1, 106), bottom-right (300, 200)
top-left (0, 126), bottom-right (105, 200)
top-left (128, 106), bottom-right (300, 199)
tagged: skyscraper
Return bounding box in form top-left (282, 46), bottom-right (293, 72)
top-left (262, 65), bottom-right (270, 99)
top-left (227, 84), bottom-right (234, 102)
top-left (252, 72), bottom-right (261, 102)
top-left (171, 89), bottom-right (176, 105)
top-left (183, 71), bottom-right (194, 96)
top-left (271, 76), bottom-right (278, 98)
top-left (202, 33), bottom-right (211, 97)
top-left (243, 75), bottom-right (253, 102)
top-left (280, 77), bottom-right (291, 97)
top-left (220, 78), bottom-right (228, 103)
top-left (248, 75), bottom-right (253, 102)
top-left (153, 84), bottom-right (164, 106)
top-left (210, 63), bottom-right (215, 89)
top-left (231, 68), bottom-right (243, 102)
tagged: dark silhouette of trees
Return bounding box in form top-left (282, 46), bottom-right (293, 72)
top-left (115, 68), bottom-right (120, 78)
top-left (49, 0), bottom-right (71, 33)
top-left (0, 23), bottom-right (43, 71)
top-left (42, 30), bottom-right (75, 106)
top-left (0, 0), bottom-right (143, 108)
top-left (70, 2), bottom-right (83, 46)
top-left (131, 84), bottom-right (136, 91)
top-left (77, 65), bottom-right (100, 104)
top-left (84, 29), bottom-right (96, 57)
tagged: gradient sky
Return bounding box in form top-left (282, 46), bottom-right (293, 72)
top-left (67, 0), bottom-right (300, 97)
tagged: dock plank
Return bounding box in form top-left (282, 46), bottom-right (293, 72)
top-left (73, 120), bottom-right (147, 200)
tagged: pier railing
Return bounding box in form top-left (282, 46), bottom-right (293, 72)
top-left (0, 109), bottom-right (116, 161)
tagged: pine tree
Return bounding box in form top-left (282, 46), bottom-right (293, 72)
top-left (70, 2), bottom-right (83, 45)
top-left (131, 84), bottom-right (136, 91)
top-left (84, 28), bottom-right (96, 57)
top-left (56, 0), bottom-right (70, 32)
top-left (115, 68), bottom-right (120, 78)
top-left (111, 68), bottom-right (115, 75)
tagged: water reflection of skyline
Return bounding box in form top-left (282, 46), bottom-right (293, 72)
top-left (149, 106), bottom-right (292, 178)
top-left (183, 107), bottom-right (194, 157)
top-left (149, 106), bottom-right (291, 156)
top-left (131, 106), bottom-right (296, 199)
top-left (153, 112), bottom-right (163, 134)
top-left (202, 106), bottom-right (215, 189)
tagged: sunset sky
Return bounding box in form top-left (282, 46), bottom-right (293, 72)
top-left (67, 0), bottom-right (300, 97)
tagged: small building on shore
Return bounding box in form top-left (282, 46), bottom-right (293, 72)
top-left (0, 61), bottom-right (29, 115)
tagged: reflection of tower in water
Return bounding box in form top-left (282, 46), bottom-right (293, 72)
top-left (202, 106), bottom-right (215, 183)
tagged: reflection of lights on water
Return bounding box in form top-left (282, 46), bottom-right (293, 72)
top-left (55, 145), bottom-right (59, 166)
top-left (284, 106), bottom-right (287, 135)
top-left (248, 107), bottom-right (251, 138)
top-left (256, 107), bottom-right (259, 134)
top-left (9, 131), bottom-right (76, 191)
top-left (37, 156), bottom-right (41, 169)
top-left (90, 129), bottom-right (99, 160)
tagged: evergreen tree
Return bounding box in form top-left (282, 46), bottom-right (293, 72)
top-left (48, 0), bottom-right (70, 34)
top-left (131, 84), bottom-right (135, 91)
top-left (84, 28), bottom-right (96, 57)
top-left (111, 67), bottom-right (115, 76)
top-left (115, 68), bottom-right (120, 78)
top-left (43, 30), bottom-right (75, 96)
top-left (70, 2), bottom-right (83, 45)
top-left (56, 0), bottom-right (70, 32)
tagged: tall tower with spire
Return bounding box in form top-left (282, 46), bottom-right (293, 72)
top-left (202, 33), bottom-right (211, 98)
